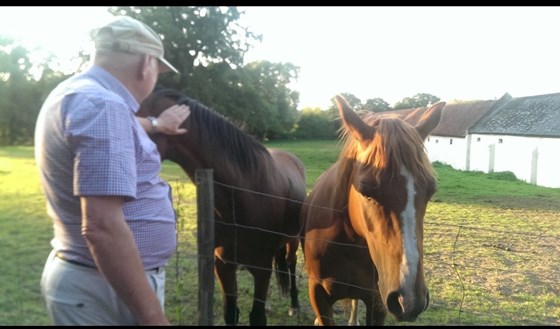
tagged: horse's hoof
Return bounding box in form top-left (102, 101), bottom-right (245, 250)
top-left (288, 307), bottom-right (300, 317)
top-left (314, 318), bottom-right (320, 326)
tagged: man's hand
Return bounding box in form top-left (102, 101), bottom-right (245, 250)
top-left (156, 104), bottom-right (190, 135)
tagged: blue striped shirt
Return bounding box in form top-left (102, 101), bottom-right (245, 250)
top-left (34, 65), bottom-right (177, 270)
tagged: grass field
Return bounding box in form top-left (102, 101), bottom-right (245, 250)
top-left (1, 141), bottom-right (559, 325)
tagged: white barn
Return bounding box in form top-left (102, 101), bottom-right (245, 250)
top-left (468, 92), bottom-right (560, 188)
top-left (424, 94), bottom-right (511, 171)
top-left (387, 92), bottom-right (560, 188)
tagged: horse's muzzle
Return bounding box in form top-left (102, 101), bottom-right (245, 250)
top-left (386, 288), bottom-right (429, 322)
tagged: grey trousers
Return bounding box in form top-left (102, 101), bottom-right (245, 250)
top-left (40, 249), bottom-right (166, 325)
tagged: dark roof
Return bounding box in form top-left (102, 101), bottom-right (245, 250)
top-left (469, 92), bottom-right (560, 137)
top-left (380, 94), bottom-right (511, 138)
top-left (432, 99), bottom-right (501, 138)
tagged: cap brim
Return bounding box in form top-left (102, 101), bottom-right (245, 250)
top-left (158, 57), bottom-right (179, 74)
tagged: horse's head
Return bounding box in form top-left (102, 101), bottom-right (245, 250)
top-left (137, 86), bottom-right (191, 161)
top-left (335, 95), bottom-right (444, 321)
top-left (138, 86), bottom-right (272, 184)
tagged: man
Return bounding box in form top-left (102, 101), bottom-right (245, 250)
top-left (34, 15), bottom-right (190, 325)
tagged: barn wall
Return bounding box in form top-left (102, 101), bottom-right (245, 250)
top-left (460, 134), bottom-right (560, 188)
top-left (493, 135), bottom-right (536, 183)
top-left (425, 135), bottom-right (468, 170)
top-left (534, 137), bottom-right (560, 188)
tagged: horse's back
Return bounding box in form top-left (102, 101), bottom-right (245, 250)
top-left (267, 148), bottom-right (306, 183)
top-left (268, 148), bottom-right (307, 209)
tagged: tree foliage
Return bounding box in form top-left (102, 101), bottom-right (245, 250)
top-left (0, 37), bottom-right (67, 145)
top-left (110, 6), bottom-right (261, 94)
top-left (109, 7), bottom-right (301, 140)
top-left (327, 93), bottom-right (392, 113)
top-left (393, 93), bottom-right (440, 110)
top-left (363, 97), bottom-right (390, 112)
top-left (0, 6), bottom-right (446, 145)
top-left (294, 107), bottom-right (338, 139)
top-left (337, 92), bottom-right (362, 110)
top-left (239, 61), bottom-right (299, 140)
top-left (187, 59), bottom-right (300, 141)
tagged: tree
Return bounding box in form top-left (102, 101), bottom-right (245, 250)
top-left (241, 61), bottom-right (299, 140)
top-left (338, 93), bottom-right (362, 110)
top-left (110, 6), bottom-right (303, 140)
top-left (110, 6), bottom-right (261, 95)
top-left (363, 98), bottom-right (390, 112)
top-left (0, 37), bottom-right (46, 145)
top-left (294, 107), bottom-right (337, 139)
top-left (322, 92), bottom-right (361, 129)
top-left (393, 93), bottom-right (440, 110)
top-left (0, 7), bottom-right (304, 145)
top-left (186, 60), bottom-right (300, 141)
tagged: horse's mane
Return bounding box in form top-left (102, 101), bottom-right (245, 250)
top-left (337, 112), bottom-right (436, 190)
top-left (149, 87), bottom-right (272, 174)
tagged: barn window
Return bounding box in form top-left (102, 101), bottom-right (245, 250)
top-left (477, 137), bottom-right (481, 142)
top-left (449, 139), bottom-right (453, 145)
top-left (498, 138), bottom-right (503, 144)
top-left (435, 139), bottom-right (439, 144)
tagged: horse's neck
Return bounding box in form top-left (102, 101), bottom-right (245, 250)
top-left (171, 135), bottom-right (267, 188)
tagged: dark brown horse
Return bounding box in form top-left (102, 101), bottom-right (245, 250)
top-left (301, 95), bottom-right (444, 325)
top-left (137, 87), bottom-right (307, 326)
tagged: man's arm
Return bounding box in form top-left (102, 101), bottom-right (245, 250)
top-left (80, 196), bottom-right (169, 325)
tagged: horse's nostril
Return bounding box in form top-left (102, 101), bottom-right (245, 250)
top-left (387, 290), bottom-right (429, 321)
top-left (386, 291), bottom-right (403, 316)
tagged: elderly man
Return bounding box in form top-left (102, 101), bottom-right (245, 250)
top-left (34, 15), bottom-right (190, 325)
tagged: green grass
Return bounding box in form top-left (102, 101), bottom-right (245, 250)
top-left (0, 146), bottom-right (53, 325)
top-left (265, 139), bottom-right (343, 188)
top-left (1, 143), bottom-right (559, 325)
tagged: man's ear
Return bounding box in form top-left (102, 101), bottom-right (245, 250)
top-left (139, 54), bottom-right (151, 80)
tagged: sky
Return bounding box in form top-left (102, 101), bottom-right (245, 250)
top-left (2, 6), bottom-right (560, 109)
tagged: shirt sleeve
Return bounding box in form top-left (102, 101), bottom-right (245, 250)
top-left (64, 94), bottom-right (137, 199)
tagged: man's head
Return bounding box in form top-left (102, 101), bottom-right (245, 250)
top-left (92, 15), bottom-right (178, 74)
top-left (91, 16), bottom-right (178, 102)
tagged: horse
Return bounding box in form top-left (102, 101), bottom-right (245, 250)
top-left (300, 95), bottom-right (444, 325)
top-left (137, 87), bottom-right (307, 326)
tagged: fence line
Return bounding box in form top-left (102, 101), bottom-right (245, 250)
top-left (168, 178), bottom-right (560, 326)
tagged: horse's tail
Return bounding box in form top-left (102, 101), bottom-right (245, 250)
top-left (274, 244), bottom-right (291, 297)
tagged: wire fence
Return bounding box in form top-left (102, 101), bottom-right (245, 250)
top-left (166, 178), bottom-right (560, 326)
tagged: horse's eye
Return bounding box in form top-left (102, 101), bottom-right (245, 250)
top-left (356, 179), bottom-right (379, 200)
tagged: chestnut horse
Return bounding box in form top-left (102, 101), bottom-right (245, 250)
top-left (301, 95), bottom-right (444, 325)
top-left (138, 87), bottom-right (307, 326)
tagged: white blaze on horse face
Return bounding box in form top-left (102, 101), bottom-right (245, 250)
top-left (399, 166), bottom-right (419, 291)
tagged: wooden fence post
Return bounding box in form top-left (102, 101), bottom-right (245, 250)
top-left (196, 169), bottom-right (215, 326)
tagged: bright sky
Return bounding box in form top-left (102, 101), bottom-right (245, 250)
top-left (2, 6), bottom-right (560, 109)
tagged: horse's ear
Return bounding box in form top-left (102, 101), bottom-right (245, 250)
top-left (334, 95), bottom-right (373, 145)
top-left (415, 101), bottom-right (445, 140)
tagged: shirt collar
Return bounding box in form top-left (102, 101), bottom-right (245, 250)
top-left (84, 65), bottom-right (140, 113)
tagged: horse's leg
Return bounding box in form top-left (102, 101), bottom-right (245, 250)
top-left (215, 258), bottom-right (240, 326)
top-left (363, 289), bottom-right (387, 326)
top-left (286, 238), bottom-right (300, 316)
top-left (247, 265), bottom-right (273, 326)
top-left (347, 299), bottom-right (360, 326)
top-left (309, 281), bottom-right (335, 325)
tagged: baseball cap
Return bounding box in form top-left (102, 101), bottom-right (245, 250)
top-left (92, 16), bottom-right (179, 74)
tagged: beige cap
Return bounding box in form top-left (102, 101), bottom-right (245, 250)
top-left (92, 16), bottom-right (179, 74)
